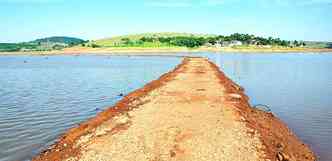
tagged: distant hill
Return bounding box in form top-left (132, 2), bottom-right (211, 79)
top-left (89, 32), bottom-right (332, 49)
top-left (0, 36), bottom-right (85, 52)
top-left (93, 32), bottom-right (215, 47)
top-left (32, 36), bottom-right (85, 46)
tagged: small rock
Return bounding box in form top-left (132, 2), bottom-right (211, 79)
top-left (228, 93), bottom-right (242, 99)
top-left (116, 115), bottom-right (129, 124)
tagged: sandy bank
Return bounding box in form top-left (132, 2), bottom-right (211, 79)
top-left (33, 57), bottom-right (316, 161)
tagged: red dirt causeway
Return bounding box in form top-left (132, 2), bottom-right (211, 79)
top-left (33, 57), bottom-right (315, 161)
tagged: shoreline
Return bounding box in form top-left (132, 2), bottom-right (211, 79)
top-left (1, 46), bottom-right (332, 55)
top-left (33, 57), bottom-right (315, 161)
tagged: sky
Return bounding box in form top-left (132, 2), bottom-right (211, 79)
top-left (0, 0), bottom-right (331, 42)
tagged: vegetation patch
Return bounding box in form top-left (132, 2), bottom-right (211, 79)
top-left (88, 32), bottom-right (314, 49)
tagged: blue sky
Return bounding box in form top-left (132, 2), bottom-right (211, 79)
top-left (1, 0), bottom-right (331, 42)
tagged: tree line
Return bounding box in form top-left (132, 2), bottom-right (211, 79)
top-left (118, 33), bottom-right (306, 48)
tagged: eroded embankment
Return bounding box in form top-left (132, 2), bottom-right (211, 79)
top-left (33, 57), bottom-right (316, 161)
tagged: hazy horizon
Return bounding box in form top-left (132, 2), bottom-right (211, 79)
top-left (1, 0), bottom-right (331, 43)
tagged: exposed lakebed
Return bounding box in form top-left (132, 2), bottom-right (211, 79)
top-left (0, 53), bottom-right (331, 161)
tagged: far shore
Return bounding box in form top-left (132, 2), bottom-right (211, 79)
top-left (1, 46), bottom-right (332, 55)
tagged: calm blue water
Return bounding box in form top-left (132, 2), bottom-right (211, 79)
top-left (0, 53), bottom-right (331, 161)
top-left (0, 55), bottom-right (182, 161)
top-left (209, 53), bottom-right (332, 161)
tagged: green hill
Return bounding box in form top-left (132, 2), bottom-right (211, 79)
top-left (92, 32), bottom-right (215, 47)
top-left (87, 32), bottom-right (332, 49)
top-left (0, 36), bottom-right (85, 52)
top-left (32, 36), bottom-right (85, 46)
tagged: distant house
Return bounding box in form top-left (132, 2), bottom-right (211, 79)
top-left (214, 43), bottom-right (222, 48)
top-left (219, 40), bottom-right (243, 47)
top-left (204, 41), bottom-right (223, 48)
top-left (206, 40), bottom-right (244, 48)
top-left (214, 40), bottom-right (223, 48)
top-left (229, 40), bottom-right (243, 47)
top-left (221, 41), bottom-right (230, 47)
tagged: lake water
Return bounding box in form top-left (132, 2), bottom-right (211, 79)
top-left (209, 53), bottom-right (332, 161)
top-left (0, 55), bottom-right (182, 161)
top-left (0, 53), bottom-right (331, 161)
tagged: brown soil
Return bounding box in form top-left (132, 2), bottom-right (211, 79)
top-left (33, 57), bottom-right (316, 161)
